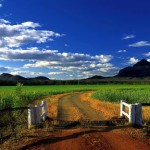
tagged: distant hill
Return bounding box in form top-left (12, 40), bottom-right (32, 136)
top-left (0, 73), bottom-right (13, 80)
top-left (0, 73), bottom-right (50, 82)
top-left (116, 59), bottom-right (150, 77)
top-left (0, 59), bottom-right (150, 85)
top-left (29, 76), bottom-right (50, 81)
top-left (86, 75), bottom-right (105, 79)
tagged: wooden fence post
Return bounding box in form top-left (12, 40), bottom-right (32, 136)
top-left (120, 100), bottom-right (125, 117)
top-left (28, 101), bottom-right (47, 129)
top-left (35, 105), bottom-right (41, 124)
top-left (28, 107), bottom-right (35, 129)
top-left (135, 103), bottom-right (142, 126)
top-left (129, 104), bottom-right (135, 125)
top-left (41, 101), bottom-right (47, 121)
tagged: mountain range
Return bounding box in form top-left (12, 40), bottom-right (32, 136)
top-left (0, 73), bottom-right (50, 82)
top-left (87, 59), bottom-right (150, 79)
top-left (116, 59), bottom-right (150, 77)
top-left (0, 59), bottom-right (150, 85)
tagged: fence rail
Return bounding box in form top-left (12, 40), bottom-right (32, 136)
top-left (120, 100), bottom-right (142, 126)
top-left (141, 103), bottom-right (150, 106)
top-left (0, 107), bottom-right (30, 112)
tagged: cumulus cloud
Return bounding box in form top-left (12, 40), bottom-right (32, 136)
top-left (0, 47), bottom-right (58, 60)
top-left (48, 72), bottom-right (65, 75)
top-left (0, 19), bottom-right (10, 24)
top-left (117, 50), bottom-right (127, 53)
top-left (144, 52), bottom-right (150, 57)
top-left (122, 34), bottom-right (135, 40)
top-left (0, 47), bottom-right (117, 77)
top-left (129, 41), bottom-right (150, 47)
top-left (0, 18), bottom-right (118, 78)
top-left (0, 47), bottom-right (113, 63)
top-left (95, 55), bottom-right (113, 63)
top-left (0, 19), bottom-right (63, 47)
top-left (128, 57), bottom-right (139, 64)
top-left (10, 70), bottom-right (45, 77)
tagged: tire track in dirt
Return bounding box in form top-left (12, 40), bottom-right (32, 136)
top-left (57, 93), bottom-right (104, 121)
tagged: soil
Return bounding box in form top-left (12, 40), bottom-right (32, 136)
top-left (14, 128), bottom-right (150, 150)
top-left (1, 92), bottom-right (150, 150)
top-left (58, 93), bottom-right (104, 121)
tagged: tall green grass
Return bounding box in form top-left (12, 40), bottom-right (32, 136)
top-left (0, 84), bottom-right (150, 109)
top-left (0, 84), bottom-right (102, 109)
top-left (92, 87), bottom-right (150, 104)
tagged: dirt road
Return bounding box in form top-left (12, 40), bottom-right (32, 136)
top-left (57, 93), bottom-right (104, 121)
top-left (20, 128), bottom-right (150, 150)
top-left (2, 92), bottom-right (150, 150)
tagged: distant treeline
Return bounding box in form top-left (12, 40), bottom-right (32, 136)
top-left (0, 78), bottom-right (150, 86)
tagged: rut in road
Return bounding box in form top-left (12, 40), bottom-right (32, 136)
top-left (57, 93), bottom-right (104, 121)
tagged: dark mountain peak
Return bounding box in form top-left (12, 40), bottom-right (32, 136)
top-left (1, 73), bottom-right (13, 77)
top-left (133, 59), bottom-right (150, 67)
top-left (116, 59), bottom-right (150, 77)
top-left (0, 73), bottom-right (13, 80)
top-left (0, 73), bottom-right (50, 83)
top-left (11, 75), bottom-right (27, 81)
top-left (33, 76), bottom-right (50, 80)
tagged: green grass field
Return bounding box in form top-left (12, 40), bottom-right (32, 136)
top-left (92, 86), bottom-right (150, 104)
top-left (0, 84), bottom-right (150, 109)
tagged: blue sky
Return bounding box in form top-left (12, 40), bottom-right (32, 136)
top-left (0, 0), bottom-right (150, 79)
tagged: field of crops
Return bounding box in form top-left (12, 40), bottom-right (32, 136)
top-left (92, 86), bottom-right (150, 104)
top-left (0, 84), bottom-right (150, 109)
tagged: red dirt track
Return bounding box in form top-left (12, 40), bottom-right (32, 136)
top-left (1, 92), bottom-right (150, 150)
top-left (20, 128), bottom-right (149, 150)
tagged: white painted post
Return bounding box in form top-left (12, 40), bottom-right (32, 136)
top-left (129, 104), bottom-right (135, 125)
top-left (28, 107), bottom-right (35, 129)
top-left (35, 105), bottom-right (41, 124)
top-left (135, 103), bottom-right (142, 126)
top-left (41, 101), bottom-right (47, 121)
top-left (120, 100), bottom-right (125, 117)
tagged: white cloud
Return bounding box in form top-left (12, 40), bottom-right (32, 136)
top-left (0, 19), bottom-right (63, 47)
top-left (129, 41), bottom-right (150, 47)
top-left (21, 22), bottom-right (40, 28)
top-left (128, 57), bottom-right (139, 64)
top-left (117, 50), bottom-right (127, 53)
top-left (95, 55), bottom-right (113, 63)
top-left (10, 71), bottom-right (45, 77)
top-left (122, 34), bottom-right (135, 40)
top-left (147, 59), bottom-right (150, 62)
top-left (24, 61), bottom-right (50, 68)
top-left (22, 54), bottom-right (116, 77)
top-left (90, 63), bottom-right (96, 68)
top-left (48, 72), bottom-right (65, 75)
top-left (0, 18), bottom-right (118, 78)
top-left (0, 47), bottom-right (58, 60)
top-left (0, 4), bottom-right (2, 8)
top-left (144, 52), bottom-right (150, 57)
top-left (0, 19), bottom-right (10, 24)
top-left (0, 47), bottom-right (115, 77)
top-left (0, 48), bottom-right (113, 65)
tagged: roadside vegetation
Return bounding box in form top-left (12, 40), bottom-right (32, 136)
top-left (92, 87), bottom-right (150, 104)
top-left (0, 84), bottom-right (150, 147)
top-left (0, 84), bottom-right (150, 109)
top-left (0, 84), bottom-right (101, 109)
top-left (91, 87), bottom-right (150, 125)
